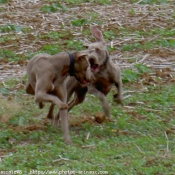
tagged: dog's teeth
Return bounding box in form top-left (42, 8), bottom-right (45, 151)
top-left (51, 84), bottom-right (54, 91)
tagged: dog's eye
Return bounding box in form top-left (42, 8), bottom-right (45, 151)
top-left (95, 48), bottom-right (101, 53)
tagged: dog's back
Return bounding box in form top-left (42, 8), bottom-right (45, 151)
top-left (27, 53), bottom-right (50, 79)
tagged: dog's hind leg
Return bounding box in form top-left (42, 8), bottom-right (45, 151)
top-left (47, 103), bottom-right (55, 119)
top-left (114, 81), bottom-right (123, 104)
top-left (26, 82), bottom-right (35, 95)
top-left (113, 73), bottom-right (123, 104)
top-left (34, 79), bottom-right (68, 110)
top-left (26, 80), bottom-right (45, 109)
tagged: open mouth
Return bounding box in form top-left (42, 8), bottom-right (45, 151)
top-left (77, 77), bottom-right (88, 85)
top-left (89, 59), bottom-right (100, 72)
top-left (81, 79), bottom-right (88, 84)
top-left (91, 64), bottom-right (99, 71)
top-left (79, 78), bottom-right (88, 85)
top-left (74, 74), bottom-right (89, 85)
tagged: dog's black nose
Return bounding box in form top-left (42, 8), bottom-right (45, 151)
top-left (89, 58), bottom-right (95, 64)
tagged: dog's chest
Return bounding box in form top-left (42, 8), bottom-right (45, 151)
top-left (93, 77), bottom-right (112, 95)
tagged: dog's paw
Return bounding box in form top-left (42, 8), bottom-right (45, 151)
top-left (113, 94), bottom-right (123, 104)
top-left (64, 138), bottom-right (72, 145)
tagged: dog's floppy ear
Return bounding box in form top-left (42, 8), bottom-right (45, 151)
top-left (74, 51), bottom-right (87, 61)
top-left (90, 25), bottom-right (105, 45)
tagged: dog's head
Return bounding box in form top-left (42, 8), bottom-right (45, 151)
top-left (73, 51), bottom-right (94, 85)
top-left (85, 25), bottom-right (108, 73)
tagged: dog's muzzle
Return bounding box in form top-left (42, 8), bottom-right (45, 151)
top-left (89, 58), bottom-right (100, 72)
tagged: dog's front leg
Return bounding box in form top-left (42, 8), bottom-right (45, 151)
top-left (88, 85), bottom-right (110, 118)
top-left (59, 109), bottom-right (71, 144)
top-left (53, 109), bottom-right (71, 144)
top-left (34, 77), bottom-right (68, 109)
top-left (53, 82), bottom-right (71, 144)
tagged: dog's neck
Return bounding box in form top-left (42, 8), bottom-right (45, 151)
top-left (104, 52), bottom-right (109, 65)
top-left (67, 52), bottom-right (74, 76)
top-left (100, 51), bottom-right (109, 69)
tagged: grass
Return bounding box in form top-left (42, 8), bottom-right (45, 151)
top-left (40, 3), bottom-right (68, 13)
top-left (0, 0), bottom-right (175, 174)
top-left (0, 71), bottom-right (175, 174)
top-left (131, 0), bottom-right (169, 4)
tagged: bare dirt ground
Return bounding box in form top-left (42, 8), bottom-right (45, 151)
top-left (0, 0), bottom-right (175, 81)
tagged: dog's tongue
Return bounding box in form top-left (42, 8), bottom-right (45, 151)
top-left (91, 64), bottom-right (99, 72)
top-left (82, 79), bottom-right (88, 84)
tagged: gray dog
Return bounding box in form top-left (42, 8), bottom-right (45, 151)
top-left (47, 25), bottom-right (123, 121)
top-left (26, 51), bottom-right (93, 144)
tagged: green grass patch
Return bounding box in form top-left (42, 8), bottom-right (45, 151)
top-left (40, 3), bottom-right (68, 13)
top-left (59, 0), bottom-right (111, 5)
top-left (0, 49), bottom-right (21, 61)
top-left (132, 0), bottom-right (169, 4)
top-left (0, 0), bottom-right (10, 3)
top-left (121, 39), bottom-right (175, 51)
top-left (39, 30), bottom-right (73, 40)
top-left (0, 74), bottom-right (175, 174)
top-left (133, 28), bottom-right (175, 37)
top-left (40, 43), bottom-right (62, 55)
top-left (0, 24), bottom-right (23, 33)
top-left (0, 0), bottom-right (175, 174)
top-left (71, 18), bottom-right (88, 27)
top-left (122, 63), bottom-right (151, 83)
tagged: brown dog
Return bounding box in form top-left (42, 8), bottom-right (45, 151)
top-left (47, 25), bottom-right (123, 120)
top-left (26, 51), bottom-right (92, 144)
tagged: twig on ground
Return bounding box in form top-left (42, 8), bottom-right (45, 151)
top-left (137, 54), bottom-right (149, 63)
top-left (133, 143), bottom-right (145, 154)
top-left (85, 132), bottom-right (91, 140)
top-left (164, 131), bottom-right (169, 152)
top-left (82, 144), bottom-right (96, 148)
top-left (53, 155), bottom-right (70, 162)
